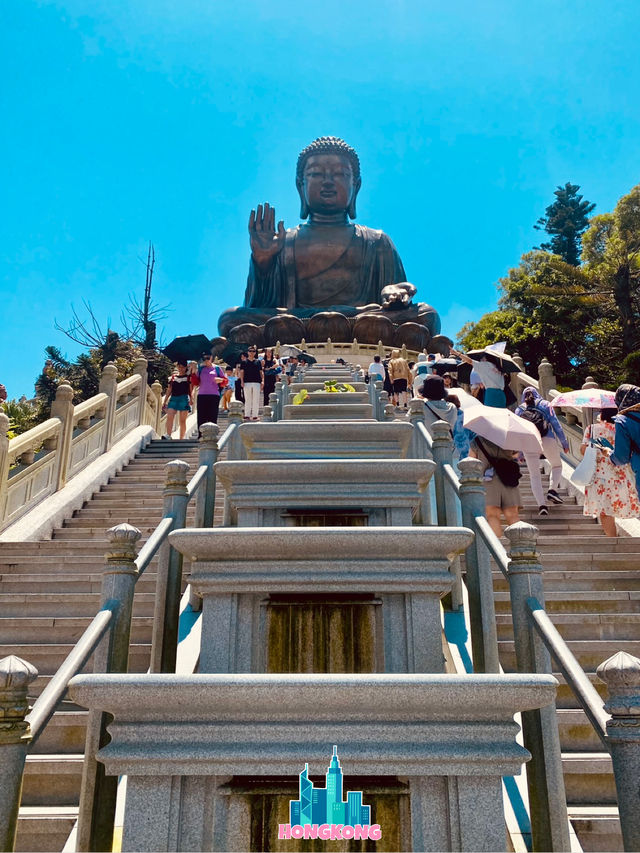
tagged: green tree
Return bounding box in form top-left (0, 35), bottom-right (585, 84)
top-left (458, 251), bottom-right (613, 387)
top-left (534, 182), bottom-right (596, 266)
top-left (582, 184), bottom-right (640, 355)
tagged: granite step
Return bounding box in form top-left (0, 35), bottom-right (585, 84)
top-left (0, 592), bottom-right (155, 617)
top-left (22, 755), bottom-right (83, 806)
top-left (568, 807), bottom-right (622, 853)
top-left (496, 612), bottom-right (640, 641)
top-left (498, 639), bottom-right (640, 672)
top-left (0, 616), bottom-right (154, 644)
top-left (15, 807), bottom-right (79, 853)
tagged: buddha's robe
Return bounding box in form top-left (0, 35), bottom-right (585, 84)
top-left (244, 224), bottom-right (406, 314)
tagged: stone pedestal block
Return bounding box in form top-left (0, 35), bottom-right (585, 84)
top-left (213, 459), bottom-right (435, 526)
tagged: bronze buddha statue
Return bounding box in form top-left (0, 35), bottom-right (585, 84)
top-left (217, 136), bottom-right (441, 349)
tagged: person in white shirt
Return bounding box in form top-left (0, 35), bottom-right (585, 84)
top-left (451, 349), bottom-right (506, 408)
top-left (367, 355), bottom-right (385, 383)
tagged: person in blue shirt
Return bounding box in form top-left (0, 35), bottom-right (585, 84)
top-left (611, 384), bottom-right (640, 492)
top-left (515, 387), bottom-right (569, 516)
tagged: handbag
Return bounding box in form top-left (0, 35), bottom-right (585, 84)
top-left (570, 441), bottom-right (597, 487)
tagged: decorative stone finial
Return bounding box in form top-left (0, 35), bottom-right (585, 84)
top-left (101, 362), bottom-right (118, 379)
top-left (262, 405), bottom-right (273, 421)
top-left (0, 655), bottom-right (39, 744)
top-left (384, 404), bottom-right (396, 421)
top-left (505, 522), bottom-right (540, 561)
top-left (228, 400), bottom-right (244, 418)
top-left (582, 376), bottom-right (598, 390)
top-left (199, 423), bottom-right (219, 445)
top-left (432, 420), bottom-right (453, 443)
top-left (164, 460), bottom-right (190, 491)
top-left (133, 357), bottom-right (148, 372)
top-left (105, 523), bottom-right (142, 563)
top-left (458, 457), bottom-right (485, 485)
top-left (54, 383), bottom-right (74, 402)
top-left (408, 398), bottom-right (423, 418)
top-left (597, 651), bottom-right (640, 717)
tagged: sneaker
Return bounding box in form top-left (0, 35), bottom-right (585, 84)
top-left (538, 506), bottom-right (549, 517)
top-left (547, 489), bottom-right (563, 504)
top-left (161, 434), bottom-right (171, 440)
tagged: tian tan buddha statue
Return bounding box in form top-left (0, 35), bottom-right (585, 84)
top-left (216, 136), bottom-right (443, 350)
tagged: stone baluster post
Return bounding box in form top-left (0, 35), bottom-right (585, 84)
top-left (77, 523), bottom-right (142, 853)
top-left (409, 399), bottom-right (432, 525)
top-left (383, 401), bottom-right (396, 421)
top-left (458, 458), bottom-right (500, 673)
top-left (597, 651), bottom-right (640, 852)
top-left (150, 461), bottom-right (190, 675)
top-left (373, 381), bottom-right (383, 420)
top-left (132, 356), bottom-right (148, 427)
top-left (227, 401), bottom-right (244, 460)
top-left (504, 522), bottom-right (570, 853)
top-left (326, 337), bottom-right (333, 354)
top-left (262, 404), bottom-right (273, 421)
top-left (351, 337), bottom-right (359, 354)
top-left (99, 362), bottom-right (118, 451)
top-left (280, 376), bottom-right (290, 416)
top-left (401, 344), bottom-right (408, 361)
top-left (432, 421), bottom-right (463, 609)
top-left (377, 340), bottom-right (385, 357)
top-left (195, 424), bottom-right (218, 529)
top-left (268, 392), bottom-right (278, 421)
top-left (50, 383), bottom-right (75, 490)
top-left (0, 655), bottom-right (38, 851)
top-left (379, 390), bottom-right (390, 422)
top-left (150, 380), bottom-right (163, 434)
top-left (581, 376), bottom-right (599, 428)
top-left (510, 352), bottom-right (525, 399)
top-left (0, 413), bottom-right (10, 528)
top-left (538, 357), bottom-right (557, 401)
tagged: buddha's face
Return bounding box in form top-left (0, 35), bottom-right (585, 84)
top-left (300, 153), bottom-right (358, 216)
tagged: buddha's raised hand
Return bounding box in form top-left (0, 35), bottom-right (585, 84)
top-left (248, 203), bottom-right (286, 269)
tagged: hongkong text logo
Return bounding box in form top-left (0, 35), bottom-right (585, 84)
top-left (278, 746), bottom-right (382, 841)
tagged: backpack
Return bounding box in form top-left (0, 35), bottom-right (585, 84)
top-left (475, 438), bottom-right (522, 488)
top-left (519, 405), bottom-right (548, 437)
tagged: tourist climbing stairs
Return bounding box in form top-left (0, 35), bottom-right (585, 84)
top-left (494, 468), bottom-right (640, 852)
top-left (0, 435), bottom-right (227, 852)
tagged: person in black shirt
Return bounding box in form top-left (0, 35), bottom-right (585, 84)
top-left (162, 359), bottom-right (192, 439)
top-left (240, 346), bottom-right (264, 420)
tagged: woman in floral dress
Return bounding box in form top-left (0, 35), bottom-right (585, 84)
top-left (580, 408), bottom-right (640, 536)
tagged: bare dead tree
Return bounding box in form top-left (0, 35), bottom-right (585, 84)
top-left (121, 242), bottom-right (170, 348)
top-left (54, 299), bottom-right (114, 348)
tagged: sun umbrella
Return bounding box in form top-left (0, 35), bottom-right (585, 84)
top-left (430, 358), bottom-right (462, 376)
top-left (163, 334), bottom-right (212, 362)
top-left (451, 387), bottom-right (483, 410)
top-left (552, 389), bottom-right (616, 409)
top-left (466, 348), bottom-right (521, 374)
top-left (278, 345), bottom-right (317, 364)
top-left (463, 403), bottom-right (543, 453)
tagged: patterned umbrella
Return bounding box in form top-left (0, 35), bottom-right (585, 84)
top-left (552, 389), bottom-right (616, 409)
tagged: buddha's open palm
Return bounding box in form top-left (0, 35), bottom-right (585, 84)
top-left (248, 203), bottom-right (285, 268)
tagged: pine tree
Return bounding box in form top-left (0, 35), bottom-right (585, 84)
top-left (535, 182), bottom-right (596, 266)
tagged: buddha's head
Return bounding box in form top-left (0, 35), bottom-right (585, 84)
top-left (296, 136), bottom-right (362, 220)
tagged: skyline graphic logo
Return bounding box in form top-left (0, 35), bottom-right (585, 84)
top-left (278, 746), bottom-right (382, 842)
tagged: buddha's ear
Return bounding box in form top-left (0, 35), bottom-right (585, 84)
top-left (348, 177), bottom-right (362, 220)
top-left (296, 179), bottom-right (309, 219)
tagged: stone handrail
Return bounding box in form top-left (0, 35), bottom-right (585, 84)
top-left (0, 357), bottom-right (165, 533)
top-left (415, 415), bottom-right (639, 852)
top-left (0, 423), bottom-right (225, 851)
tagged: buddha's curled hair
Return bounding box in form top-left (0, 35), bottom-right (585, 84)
top-left (296, 136), bottom-right (361, 183)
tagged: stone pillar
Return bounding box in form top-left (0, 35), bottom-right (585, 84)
top-left (77, 523), bottom-right (141, 853)
top-left (537, 358), bottom-right (557, 401)
top-left (431, 421), bottom-right (462, 609)
top-left (510, 353), bottom-right (525, 399)
top-left (133, 357), bottom-right (148, 427)
top-left (0, 413), bottom-right (10, 528)
top-left (409, 399), bottom-right (432, 524)
top-left (99, 362), bottom-right (118, 451)
top-left (504, 522), bottom-right (570, 853)
top-left (597, 651), bottom-right (640, 852)
top-left (384, 402), bottom-right (396, 421)
top-left (151, 380), bottom-right (163, 434)
top-left (227, 401), bottom-right (244, 461)
top-left (581, 376), bottom-right (599, 428)
top-left (268, 392), bottom-right (278, 421)
top-left (458, 458), bottom-right (499, 673)
top-left (0, 655), bottom-right (38, 851)
top-left (196, 424), bottom-right (218, 529)
top-left (50, 382), bottom-right (75, 490)
top-left (151, 461), bottom-right (190, 675)
top-left (352, 337), bottom-right (359, 354)
top-left (374, 381), bottom-right (383, 420)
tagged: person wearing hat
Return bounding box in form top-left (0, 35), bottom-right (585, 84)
top-left (421, 375), bottom-right (457, 436)
top-left (611, 384), bottom-right (640, 492)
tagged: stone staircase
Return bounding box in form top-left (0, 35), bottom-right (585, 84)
top-left (0, 437), bottom-right (204, 852)
top-left (495, 470), bottom-right (640, 852)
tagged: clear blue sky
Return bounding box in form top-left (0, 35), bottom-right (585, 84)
top-left (2, 0), bottom-right (639, 398)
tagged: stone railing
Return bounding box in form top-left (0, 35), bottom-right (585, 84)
top-left (0, 357), bottom-right (167, 533)
top-left (273, 337), bottom-right (421, 364)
